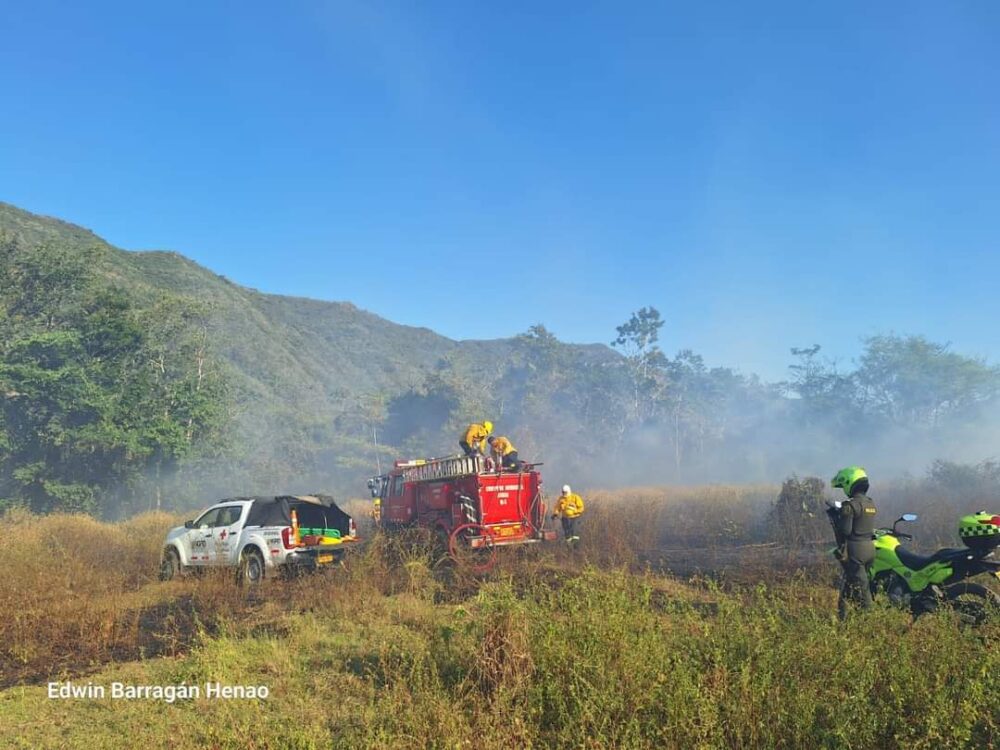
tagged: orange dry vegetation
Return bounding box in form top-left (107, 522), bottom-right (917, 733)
top-left (0, 510), bottom-right (241, 686)
top-left (583, 484), bottom-right (778, 550)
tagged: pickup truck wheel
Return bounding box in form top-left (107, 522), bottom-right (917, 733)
top-left (239, 548), bottom-right (265, 585)
top-left (159, 548), bottom-right (181, 581)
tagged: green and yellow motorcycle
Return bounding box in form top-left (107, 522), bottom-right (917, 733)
top-left (829, 505), bottom-right (1000, 623)
top-left (870, 511), bottom-right (1000, 623)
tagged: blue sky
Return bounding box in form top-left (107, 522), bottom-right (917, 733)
top-left (2, 1), bottom-right (998, 380)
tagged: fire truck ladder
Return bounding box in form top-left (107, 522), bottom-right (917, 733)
top-left (399, 455), bottom-right (484, 483)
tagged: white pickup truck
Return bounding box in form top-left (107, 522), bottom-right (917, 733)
top-left (159, 494), bottom-right (357, 583)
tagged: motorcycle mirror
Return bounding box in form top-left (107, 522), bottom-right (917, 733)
top-left (901, 513), bottom-right (918, 522)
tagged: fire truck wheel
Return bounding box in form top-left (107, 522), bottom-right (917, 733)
top-left (448, 523), bottom-right (497, 573)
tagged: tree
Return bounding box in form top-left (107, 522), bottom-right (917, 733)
top-left (506, 324), bottom-right (577, 419)
top-left (855, 335), bottom-right (1000, 427)
top-left (662, 350), bottom-right (718, 474)
top-left (132, 295), bottom-right (230, 511)
top-left (0, 238), bottom-right (231, 516)
top-left (611, 307), bottom-right (667, 422)
top-left (787, 345), bottom-right (860, 433)
top-left (515, 324), bottom-right (565, 371)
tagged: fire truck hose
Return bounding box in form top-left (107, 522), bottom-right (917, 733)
top-left (448, 522), bottom-right (497, 573)
top-left (513, 471), bottom-right (541, 535)
top-left (524, 490), bottom-right (545, 536)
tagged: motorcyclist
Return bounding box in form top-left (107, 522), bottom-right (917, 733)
top-left (829, 466), bottom-right (877, 619)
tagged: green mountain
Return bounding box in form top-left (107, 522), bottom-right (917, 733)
top-left (0, 202), bottom-right (620, 513)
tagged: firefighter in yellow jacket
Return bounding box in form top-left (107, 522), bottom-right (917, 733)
top-left (552, 484), bottom-right (585, 544)
top-left (487, 435), bottom-right (521, 471)
top-left (459, 421), bottom-right (493, 456)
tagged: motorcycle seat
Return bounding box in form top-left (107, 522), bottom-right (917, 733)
top-left (895, 546), bottom-right (969, 571)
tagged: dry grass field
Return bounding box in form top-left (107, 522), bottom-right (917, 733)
top-left (1, 483), bottom-right (998, 748)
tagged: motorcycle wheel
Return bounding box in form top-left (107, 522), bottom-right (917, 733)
top-left (872, 572), bottom-right (910, 608)
top-left (944, 582), bottom-right (1000, 626)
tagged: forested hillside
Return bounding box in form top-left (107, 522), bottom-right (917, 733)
top-left (3, 201), bottom-right (1000, 517)
top-left (0, 202), bottom-right (624, 515)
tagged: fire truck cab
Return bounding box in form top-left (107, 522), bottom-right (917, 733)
top-left (368, 455), bottom-right (556, 552)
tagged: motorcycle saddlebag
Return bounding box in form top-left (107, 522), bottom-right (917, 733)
top-left (958, 512), bottom-right (1000, 552)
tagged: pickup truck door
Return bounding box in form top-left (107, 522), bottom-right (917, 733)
top-left (211, 505), bottom-right (245, 566)
top-left (186, 507), bottom-right (220, 566)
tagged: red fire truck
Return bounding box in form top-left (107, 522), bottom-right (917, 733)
top-left (367, 454), bottom-right (556, 569)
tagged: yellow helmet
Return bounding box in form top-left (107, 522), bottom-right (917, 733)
top-left (483, 420), bottom-right (493, 433)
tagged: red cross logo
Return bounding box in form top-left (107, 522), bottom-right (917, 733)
top-left (219, 529), bottom-right (228, 540)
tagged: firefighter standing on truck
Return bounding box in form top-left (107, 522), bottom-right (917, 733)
top-left (552, 484), bottom-right (584, 545)
top-left (460, 421), bottom-right (493, 457)
top-left (829, 466), bottom-right (877, 619)
top-left (487, 435), bottom-right (521, 471)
